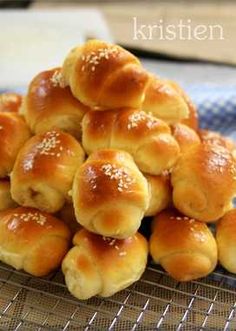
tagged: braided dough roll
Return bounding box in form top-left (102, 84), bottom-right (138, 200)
top-left (0, 207), bottom-right (71, 276)
top-left (216, 209), bottom-right (236, 274)
top-left (11, 129), bottom-right (85, 213)
top-left (150, 210), bottom-right (217, 281)
top-left (0, 112), bottom-right (31, 178)
top-left (62, 229), bottom-right (148, 299)
top-left (82, 108), bottom-right (180, 175)
top-left (62, 39), bottom-right (149, 110)
top-left (171, 143), bottom-right (236, 222)
top-left (0, 93), bottom-right (22, 113)
top-left (23, 68), bottom-right (89, 139)
top-left (72, 149), bottom-right (149, 238)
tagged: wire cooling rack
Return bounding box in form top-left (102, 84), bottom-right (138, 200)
top-left (0, 262), bottom-right (236, 331)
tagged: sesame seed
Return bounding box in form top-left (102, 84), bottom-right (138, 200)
top-left (80, 46), bottom-right (119, 72)
top-left (13, 212), bottom-right (47, 226)
top-left (50, 70), bottom-right (64, 88)
top-left (101, 163), bottom-right (134, 192)
top-left (0, 125), bottom-right (3, 130)
top-left (176, 217), bottom-right (182, 221)
top-left (114, 245), bottom-right (119, 250)
top-left (119, 251), bottom-right (127, 256)
top-left (127, 111), bottom-right (157, 130)
top-left (37, 131), bottom-right (61, 157)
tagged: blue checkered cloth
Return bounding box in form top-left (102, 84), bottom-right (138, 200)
top-left (186, 85), bottom-right (236, 141)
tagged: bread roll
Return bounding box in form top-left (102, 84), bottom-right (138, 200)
top-left (172, 123), bottom-right (201, 154)
top-left (0, 207), bottom-right (71, 276)
top-left (22, 68), bottom-right (89, 139)
top-left (167, 80), bottom-right (199, 131)
top-left (11, 129), bottom-right (85, 213)
top-left (72, 149), bottom-right (149, 238)
top-left (150, 210), bottom-right (217, 281)
top-left (0, 93), bottom-right (22, 113)
top-left (145, 173), bottom-right (171, 217)
top-left (62, 39), bottom-right (149, 110)
top-left (200, 129), bottom-right (236, 160)
top-left (142, 76), bottom-right (189, 124)
top-left (82, 108), bottom-right (180, 175)
top-left (216, 209), bottom-right (236, 273)
top-left (57, 202), bottom-right (81, 234)
top-left (0, 112), bottom-right (31, 178)
top-left (171, 143), bottom-right (236, 222)
top-left (62, 229), bottom-right (148, 299)
top-left (0, 180), bottom-right (17, 211)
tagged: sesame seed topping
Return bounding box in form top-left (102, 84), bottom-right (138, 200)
top-left (50, 70), bottom-right (65, 88)
top-left (13, 212), bottom-right (47, 226)
top-left (80, 46), bottom-right (119, 73)
top-left (37, 131), bottom-right (62, 157)
top-left (119, 251), bottom-right (127, 256)
top-left (114, 245), bottom-right (120, 250)
top-left (101, 163), bottom-right (134, 192)
top-left (127, 111), bottom-right (157, 130)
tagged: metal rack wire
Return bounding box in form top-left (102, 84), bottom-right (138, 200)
top-left (0, 262), bottom-right (236, 330)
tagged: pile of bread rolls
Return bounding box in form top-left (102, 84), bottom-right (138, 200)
top-left (0, 40), bottom-right (236, 300)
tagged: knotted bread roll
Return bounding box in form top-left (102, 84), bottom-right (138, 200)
top-left (82, 108), bottom-right (180, 175)
top-left (62, 39), bottom-right (149, 110)
top-left (216, 209), bottom-right (236, 274)
top-left (62, 229), bottom-right (148, 299)
top-left (172, 123), bottom-right (201, 154)
top-left (150, 210), bottom-right (217, 281)
top-left (11, 129), bottom-right (85, 213)
top-left (22, 68), bottom-right (89, 139)
top-left (0, 180), bottom-right (17, 211)
top-left (144, 173), bottom-right (171, 217)
top-left (0, 93), bottom-right (22, 113)
top-left (62, 40), bottom-right (189, 122)
top-left (0, 112), bottom-right (31, 178)
top-left (72, 149), bottom-right (149, 238)
top-left (171, 143), bottom-right (236, 222)
top-left (167, 80), bottom-right (199, 131)
top-left (0, 207), bottom-right (71, 276)
top-left (142, 76), bottom-right (189, 124)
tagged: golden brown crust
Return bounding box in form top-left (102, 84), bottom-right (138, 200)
top-left (62, 39), bottom-right (149, 109)
top-left (0, 180), bottom-right (17, 211)
top-left (172, 123), bottom-right (201, 154)
top-left (167, 80), bottom-right (199, 131)
top-left (72, 149), bottom-right (149, 238)
top-left (171, 143), bottom-right (236, 222)
top-left (23, 68), bottom-right (89, 139)
top-left (150, 210), bottom-right (217, 281)
top-left (216, 209), bottom-right (236, 273)
top-left (144, 173), bottom-right (171, 216)
top-left (82, 108), bottom-right (180, 175)
top-left (0, 112), bottom-right (31, 178)
top-left (62, 229), bottom-right (148, 299)
top-left (200, 129), bottom-right (236, 160)
top-left (0, 207), bottom-right (71, 276)
top-left (11, 129), bottom-right (85, 213)
top-left (0, 93), bottom-right (22, 113)
top-left (142, 76), bottom-right (189, 124)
